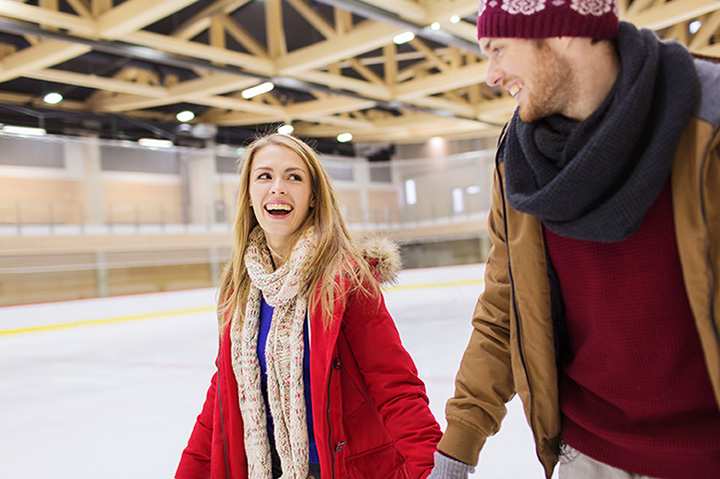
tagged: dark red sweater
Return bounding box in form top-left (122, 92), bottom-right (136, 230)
top-left (543, 182), bottom-right (720, 478)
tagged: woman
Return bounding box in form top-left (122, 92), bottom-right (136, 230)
top-left (176, 134), bottom-right (441, 479)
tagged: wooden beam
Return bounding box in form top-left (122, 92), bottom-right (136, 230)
top-left (285, 97), bottom-right (376, 118)
top-left (384, 44), bottom-right (397, 86)
top-left (277, 21), bottom-right (402, 74)
top-left (689, 11), bottom-right (720, 50)
top-left (627, 0), bottom-right (720, 31)
top-left (210, 15), bottom-right (226, 50)
top-left (0, 0), bottom-right (96, 35)
top-left (97, 0), bottom-right (199, 39)
top-left (266, 0), bottom-right (287, 58)
top-left (294, 70), bottom-right (392, 100)
top-left (39, 0), bottom-right (59, 31)
top-left (409, 38), bottom-right (451, 72)
top-left (286, 0), bottom-right (336, 39)
top-left (173, 0), bottom-right (251, 40)
top-left (26, 69), bottom-right (166, 97)
top-left (93, 73), bottom-right (258, 112)
top-left (395, 61), bottom-right (488, 99)
top-left (0, 41), bottom-right (90, 83)
top-left (219, 15), bottom-right (268, 58)
top-left (405, 95), bottom-right (475, 117)
top-left (475, 97), bottom-right (516, 123)
top-left (359, 0), bottom-right (426, 23)
top-left (349, 59), bottom-right (384, 85)
top-left (125, 30), bottom-right (274, 75)
top-left (92, 0), bottom-right (112, 16)
top-left (335, 7), bottom-right (353, 35)
top-left (67, 0), bottom-right (92, 18)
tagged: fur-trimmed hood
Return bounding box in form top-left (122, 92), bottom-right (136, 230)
top-left (357, 236), bottom-right (401, 285)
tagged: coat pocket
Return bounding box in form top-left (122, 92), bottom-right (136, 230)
top-left (346, 443), bottom-right (408, 479)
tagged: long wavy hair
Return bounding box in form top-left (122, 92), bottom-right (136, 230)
top-left (217, 133), bottom-right (377, 330)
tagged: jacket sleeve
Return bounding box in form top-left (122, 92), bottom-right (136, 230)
top-left (343, 287), bottom-right (442, 479)
top-left (176, 371), bottom-right (217, 479)
top-left (437, 166), bottom-right (516, 466)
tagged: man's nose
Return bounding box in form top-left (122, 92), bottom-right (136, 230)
top-left (486, 59), bottom-right (503, 88)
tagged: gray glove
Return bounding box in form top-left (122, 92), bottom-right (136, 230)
top-left (428, 451), bottom-right (475, 479)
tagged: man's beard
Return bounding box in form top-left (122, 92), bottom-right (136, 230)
top-left (519, 45), bottom-right (574, 123)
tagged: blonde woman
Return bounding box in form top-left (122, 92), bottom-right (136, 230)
top-left (176, 134), bottom-right (441, 479)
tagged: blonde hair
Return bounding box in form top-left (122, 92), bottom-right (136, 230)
top-left (217, 134), bottom-right (378, 330)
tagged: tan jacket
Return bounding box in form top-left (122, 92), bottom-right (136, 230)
top-left (437, 62), bottom-right (720, 478)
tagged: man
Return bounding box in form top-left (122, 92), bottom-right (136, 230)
top-left (429, 1), bottom-right (720, 478)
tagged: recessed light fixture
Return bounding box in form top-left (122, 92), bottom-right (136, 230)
top-left (176, 110), bottom-right (195, 122)
top-left (393, 31), bottom-right (416, 45)
top-left (138, 138), bottom-right (173, 148)
top-left (241, 81), bottom-right (274, 99)
top-left (430, 22), bottom-right (441, 31)
top-left (2, 125), bottom-right (47, 136)
top-left (689, 20), bottom-right (702, 35)
top-left (450, 15), bottom-right (461, 24)
top-left (278, 123), bottom-right (294, 135)
top-left (43, 92), bottom-right (63, 105)
top-left (337, 132), bottom-right (353, 143)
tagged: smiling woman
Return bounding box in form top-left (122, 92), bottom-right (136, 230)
top-left (176, 133), bottom-right (441, 479)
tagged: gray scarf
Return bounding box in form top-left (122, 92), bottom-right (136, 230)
top-left (503, 22), bottom-right (700, 242)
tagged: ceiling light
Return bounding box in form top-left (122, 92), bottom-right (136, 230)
top-left (466, 185), bottom-right (482, 195)
top-left (43, 92), bottom-right (63, 105)
top-left (689, 20), bottom-right (702, 35)
top-left (1, 125), bottom-right (46, 136)
top-left (241, 81), bottom-right (274, 99)
top-left (430, 22), bottom-right (441, 31)
top-left (450, 15), bottom-right (461, 24)
top-left (278, 123), bottom-right (294, 135)
top-left (176, 110), bottom-right (195, 122)
top-left (337, 132), bottom-right (353, 143)
top-left (393, 31), bottom-right (415, 45)
top-left (138, 138), bottom-right (173, 148)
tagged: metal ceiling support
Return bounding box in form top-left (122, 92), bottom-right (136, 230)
top-left (0, 17), bottom-right (488, 124)
top-left (312, 0), bottom-right (483, 55)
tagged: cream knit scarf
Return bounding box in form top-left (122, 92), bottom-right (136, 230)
top-left (231, 226), bottom-right (315, 479)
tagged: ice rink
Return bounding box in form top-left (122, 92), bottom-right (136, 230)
top-left (1, 264), bottom-right (554, 478)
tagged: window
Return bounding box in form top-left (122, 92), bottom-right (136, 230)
top-left (405, 179), bottom-right (417, 205)
top-left (452, 187), bottom-right (464, 214)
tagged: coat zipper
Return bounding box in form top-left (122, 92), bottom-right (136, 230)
top-left (494, 154), bottom-right (543, 470)
top-left (698, 130), bottom-right (719, 342)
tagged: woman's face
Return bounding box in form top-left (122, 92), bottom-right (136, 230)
top-left (249, 144), bottom-right (313, 250)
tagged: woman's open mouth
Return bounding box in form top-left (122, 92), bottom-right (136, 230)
top-left (264, 203), bottom-right (293, 218)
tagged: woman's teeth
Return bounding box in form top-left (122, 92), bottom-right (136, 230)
top-left (265, 204), bottom-right (293, 216)
top-left (509, 85), bottom-right (521, 98)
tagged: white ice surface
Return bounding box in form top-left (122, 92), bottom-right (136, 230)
top-left (1, 264), bottom-right (555, 478)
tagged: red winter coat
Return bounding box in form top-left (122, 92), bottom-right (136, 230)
top-left (176, 241), bottom-right (441, 479)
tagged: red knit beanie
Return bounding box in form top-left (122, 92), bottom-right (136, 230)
top-left (477, 0), bottom-right (619, 40)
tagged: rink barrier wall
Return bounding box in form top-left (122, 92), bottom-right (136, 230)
top-left (0, 278), bottom-right (484, 336)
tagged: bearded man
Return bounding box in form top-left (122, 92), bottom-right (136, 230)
top-left (429, 1), bottom-right (720, 478)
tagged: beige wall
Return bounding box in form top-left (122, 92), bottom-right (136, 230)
top-left (103, 179), bottom-right (183, 224)
top-left (367, 189), bottom-right (400, 223)
top-left (335, 189), bottom-right (363, 222)
top-left (0, 176), bottom-right (84, 224)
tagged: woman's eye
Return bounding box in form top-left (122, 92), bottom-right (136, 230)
top-left (289, 174), bottom-right (303, 181)
top-left (257, 173), bottom-right (271, 180)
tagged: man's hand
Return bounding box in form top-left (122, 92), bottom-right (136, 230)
top-left (427, 451), bottom-right (475, 479)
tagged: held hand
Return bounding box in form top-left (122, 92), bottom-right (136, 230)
top-left (427, 451), bottom-right (475, 479)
